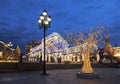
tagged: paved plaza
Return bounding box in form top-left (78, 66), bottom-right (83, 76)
top-left (0, 68), bottom-right (120, 84)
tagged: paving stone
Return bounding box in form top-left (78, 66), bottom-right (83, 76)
top-left (0, 68), bottom-right (120, 84)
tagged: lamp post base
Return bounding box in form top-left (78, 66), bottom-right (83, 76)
top-left (77, 72), bottom-right (99, 79)
top-left (40, 73), bottom-right (49, 76)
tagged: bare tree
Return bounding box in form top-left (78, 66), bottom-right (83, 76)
top-left (65, 25), bottom-right (104, 73)
top-left (66, 26), bottom-right (103, 52)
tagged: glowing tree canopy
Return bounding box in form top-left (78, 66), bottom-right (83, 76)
top-left (66, 26), bottom-right (103, 74)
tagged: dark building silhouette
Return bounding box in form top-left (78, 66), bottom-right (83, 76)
top-left (99, 36), bottom-right (113, 63)
top-left (25, 40), bottom-right (41, 56)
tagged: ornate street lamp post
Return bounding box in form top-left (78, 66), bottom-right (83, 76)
top-left (38, 10), bottom-right (51, 75)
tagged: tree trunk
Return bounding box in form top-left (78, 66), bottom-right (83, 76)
top-left (81, 46), bottom-right (94, 73)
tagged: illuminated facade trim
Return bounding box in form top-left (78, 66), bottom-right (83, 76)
top-left (0, 41), bottom-right (15, 60)
top-left (28, 32), bottom-right (99, 63)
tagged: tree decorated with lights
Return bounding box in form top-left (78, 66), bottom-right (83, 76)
top-left (66, 26), bottom-right (103, 74)
top-left (15, 46), bottom-right (21, 60)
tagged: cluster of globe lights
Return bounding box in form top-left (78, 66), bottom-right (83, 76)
top-left (38, 10), bottom-right (51, 28)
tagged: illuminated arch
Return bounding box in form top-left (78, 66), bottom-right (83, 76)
top-left (30, 32), bottom-right (68, 55)
top-left (42, 32), bottom-right (68, 54)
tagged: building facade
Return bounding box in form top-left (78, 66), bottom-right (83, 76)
top-left (25, 32), bottom-right (100, 63)
top-left (113, 47), bottom-right (120, 62)
top-left (25, 41), bottom-right (41, 56)
top-left (99, 36), bottom-right (120, 63)
top-left (0, 41), bottom-right (15, 61)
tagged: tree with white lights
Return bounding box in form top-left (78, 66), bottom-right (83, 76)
top-left (66, 26), bottom-right (104, 73)
top-left (15, 46), bottom-right (21, 61)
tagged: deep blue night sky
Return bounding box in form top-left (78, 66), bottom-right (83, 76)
top-left (0, 0), bottom-right (120, 53)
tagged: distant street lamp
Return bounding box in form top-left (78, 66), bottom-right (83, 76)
top-left (8, 42), bottom-right (13, 60)
top-left (38, 10), bottom-right (51, 75)
top-left (8, 42), bottom-right (13, 48)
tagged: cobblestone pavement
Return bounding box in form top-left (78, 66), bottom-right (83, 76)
top-left (0, 68), bottom-right (120, 84)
